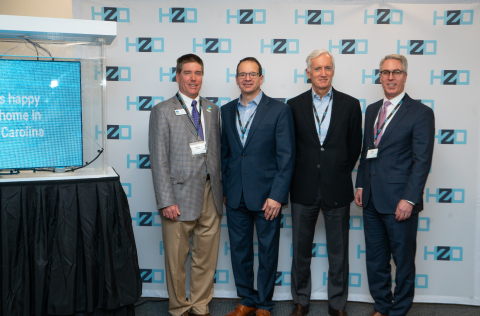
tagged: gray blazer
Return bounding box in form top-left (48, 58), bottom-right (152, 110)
top-left (149, 95), bottom-right (223, 221)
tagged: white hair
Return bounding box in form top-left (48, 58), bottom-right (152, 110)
top-left (306, 49), bottom-right (335, 70)
top-left (380, 54), bottom-right (408, 74)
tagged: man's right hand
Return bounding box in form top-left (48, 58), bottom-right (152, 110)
top-left (354, 189), bottom-right (363, 207)
top-left (162, 204), bottom-right (181, 220)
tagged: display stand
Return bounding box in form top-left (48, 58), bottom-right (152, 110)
top-left (0, 16), bottom-right (141, 316)
top-left (0, 15), bottom-right (116, 174)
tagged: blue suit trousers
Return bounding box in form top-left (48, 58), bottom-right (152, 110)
top-left (226, 195), bottom-right (281, 312)
top-left (363, 193), bottom-right (418, 316)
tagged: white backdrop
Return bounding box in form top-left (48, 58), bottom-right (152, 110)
top-left (73, 0), bottom-right (480, 305)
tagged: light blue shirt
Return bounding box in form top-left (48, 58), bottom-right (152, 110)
top-left (236, 90), bottom-right (263, 146)
top-left (312, 87), bottom-right (333, 145)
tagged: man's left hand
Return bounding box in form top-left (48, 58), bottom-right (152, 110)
top-left (395, 199), bottom-right (413, 221)
top-left (262, 198), bottom-right (281, 220)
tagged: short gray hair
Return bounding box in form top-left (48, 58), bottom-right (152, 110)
top-left (379, 54), bottom-right (408, 74)
top-left (306, 49), bottom-right (335, 70)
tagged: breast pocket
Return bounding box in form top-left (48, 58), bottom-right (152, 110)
top-left (256, 123), bottom-right (275, 131)
top-left (170, 177), bottom-right (186, 184)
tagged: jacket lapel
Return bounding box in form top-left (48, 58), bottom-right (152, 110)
top-left (201, 97), bottom-right (211, 143)
top-left (378, 94), bottom-right (411, 147)
top-left (243, 93), bottom-right (270, 149)
top-left (173, 98), bottom-right (198, 138)
top-left (323, 88), bottom-right (344, 145)
top-left (367, 101), bottom-right (382, 146)
top-left (299, 89), bottom-right (321, 147)
top-left (229, 99), bottom-right (243, 148)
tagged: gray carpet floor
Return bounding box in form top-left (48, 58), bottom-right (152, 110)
top-left (134, 298), bottom-right (480, 315)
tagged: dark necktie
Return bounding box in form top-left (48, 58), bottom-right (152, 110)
top-left (191, 100), bottom-right (204, 141)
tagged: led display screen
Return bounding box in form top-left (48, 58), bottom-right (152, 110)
top-left (0, 59), bottom-right (83, 169)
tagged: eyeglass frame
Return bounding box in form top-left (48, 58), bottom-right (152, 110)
top-left (237, 72), bottom-right (261, 79)
top-left (380, 69), bottom-right (405, 77)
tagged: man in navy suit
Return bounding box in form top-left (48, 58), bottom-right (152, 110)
top-left (355, 54), bottom-right (435, 316)
top-left (222, 57), bottom-right (295, 316)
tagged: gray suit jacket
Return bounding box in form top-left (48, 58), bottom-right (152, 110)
top-left (149, 95), bottom-right (223, 221)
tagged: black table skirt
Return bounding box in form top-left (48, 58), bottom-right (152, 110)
top-left (0, 176), bottom-right (141, 316)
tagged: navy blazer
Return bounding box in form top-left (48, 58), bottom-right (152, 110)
top-left (221, 93), bottom-right (295, 211)
top-left (355, 93), bottom-right (435, 214)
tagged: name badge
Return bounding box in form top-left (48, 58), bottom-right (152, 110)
top-left (190, 141), bottom-right (206, 156)
top-left (366, 148), bottom-right (378, 160)
top-left (175, 109), bottom-right (187, 115)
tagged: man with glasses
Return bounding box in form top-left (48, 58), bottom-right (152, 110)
top-left (354, 54), bottom-right (435, 316)
top-left (149, 54), bottom-right (223, 316)
top-left (287, 49), bottom-right (362, 316)
top-left (221, 57), bottom-right (295, 316)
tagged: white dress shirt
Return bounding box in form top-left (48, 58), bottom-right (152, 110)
top-left (374, 91), bottom-right (406, 134)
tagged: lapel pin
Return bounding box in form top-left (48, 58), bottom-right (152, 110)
top-left (207, 106), bottom-right (212, 112)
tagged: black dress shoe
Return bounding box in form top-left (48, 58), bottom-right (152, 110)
top-left (289, 303), bottom-right (309, 316)
top-left (328, 306), bottom-right (348, 316)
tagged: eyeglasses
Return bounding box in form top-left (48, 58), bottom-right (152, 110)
top-left (380, 70), bottom-right (405, 77)
top-left (237, 72), bottom-right (260, 79)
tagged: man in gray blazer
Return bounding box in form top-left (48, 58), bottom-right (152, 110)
top-left (149, 54), bottom-right (223, 316)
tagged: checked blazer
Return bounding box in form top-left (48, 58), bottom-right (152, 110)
top-left (148, 95), bottom-right (223, 221)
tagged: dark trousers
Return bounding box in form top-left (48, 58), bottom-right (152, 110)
top-left (363, 194), bottom-right (418, 316)
top-left (226, 195), bottom-right (281, 312)
top-left (291, 179), bottom-right (350, 310)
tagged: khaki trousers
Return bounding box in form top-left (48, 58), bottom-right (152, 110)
top-left (161, 180), bottom-right (221, 316)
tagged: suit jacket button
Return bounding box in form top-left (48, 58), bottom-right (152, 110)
top-left (321, 148), bottom-right (325, 151)
top-left (242, 154), bottom-right (246, 157)
top-left (317, 165), bottom-right (320, 168)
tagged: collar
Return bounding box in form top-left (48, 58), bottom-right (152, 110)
top-left (384, 92), bottom-right (405, 107)
top-left (312, 86), bottom-right (333, 101)
top-left (178, 91), bottom-right (200, 108)
top-left (238, 90), bottom-right (263, 107)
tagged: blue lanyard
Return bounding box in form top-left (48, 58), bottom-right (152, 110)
top-left (237, 107), bottom-right (257, 141)
top-left (374, 99), bottom-right (403, 144)
top-left (176, 93), bottom-right (202, 138)
top-left (312, 92), bottom-right (333, 137)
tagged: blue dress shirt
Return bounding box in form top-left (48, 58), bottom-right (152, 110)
top-left (236, 90), bottom-right (263, 146)
top-left (312, 87), bottom-right (333, 145)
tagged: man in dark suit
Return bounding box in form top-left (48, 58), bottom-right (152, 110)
top-left (221, 57), bottom-right (295, 316)
top-left (287, 50), bottom-right (363, 316)
top-left (355, 54), bottom-right (435, 316)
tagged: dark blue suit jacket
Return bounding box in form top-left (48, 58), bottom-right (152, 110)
top-left (355, 94), bottom-right (435, 214)
top-left (221, 93), bottom-right (295, 211)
